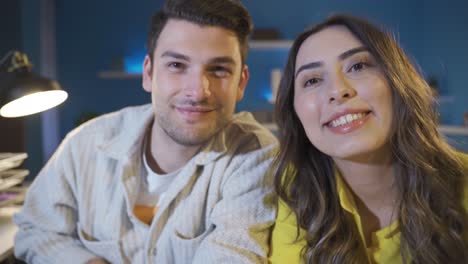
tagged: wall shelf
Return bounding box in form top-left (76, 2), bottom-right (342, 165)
top-left (439, 125), bottom-right (468, 136)
top-left (436, 96), bottom-right (455, 103)
top-left (97, 40), bottom-right (293, 79)
top-left (97, 71), bottom-right (141, 79)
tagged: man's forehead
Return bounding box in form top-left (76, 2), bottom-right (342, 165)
top-left (154, 19), bottom-right (242, 63)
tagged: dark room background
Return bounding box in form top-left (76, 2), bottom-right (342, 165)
top-left (1, 0), bottom-right (467, 177)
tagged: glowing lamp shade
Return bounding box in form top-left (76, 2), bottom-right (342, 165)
top-left (0, 51), bottom-right (68, 118)
top-left (1, 90), bottom-right (68, 118)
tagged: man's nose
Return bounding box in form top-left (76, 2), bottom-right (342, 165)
top-left (184, 72), bottom-right (211, 100)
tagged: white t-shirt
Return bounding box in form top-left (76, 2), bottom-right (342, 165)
top-left (135, 147), bottom-right (178, 207)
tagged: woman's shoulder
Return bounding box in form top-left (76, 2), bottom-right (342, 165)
top-left (270, 199), bottom-right (306, 263)
top-left (459, 152), bottom-right (468, 169)
top-left (276, 199), bottom-right (299, 225)
top-left (457, 152), bottom-right (468, 210)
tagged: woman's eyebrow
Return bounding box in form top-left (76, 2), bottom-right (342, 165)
top-left (295, 61), bottom-right (323, 78)
top-left (338, 46), bottom-right (369, 61)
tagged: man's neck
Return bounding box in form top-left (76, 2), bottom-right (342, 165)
top-left (146, 122), bottom-right (202, 174)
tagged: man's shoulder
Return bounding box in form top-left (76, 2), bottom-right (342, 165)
top-left (66, 104), bottom-right (152, 140)
top-left (225, 111), bottom-right (278, 149)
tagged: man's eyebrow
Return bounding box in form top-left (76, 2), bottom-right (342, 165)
top-left (295, 61), bottom-right (323, 78)
top-left (338, 46), bottom-right (369, 61)
top-left (208, 56), bottom-right (236, 65)
top-left (160, 52), bottom-right (236, 66)
top-left (161, 51), bottom-right (190, 61)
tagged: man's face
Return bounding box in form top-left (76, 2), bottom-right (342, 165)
top-left (142, 19), bottom-right (249, 147)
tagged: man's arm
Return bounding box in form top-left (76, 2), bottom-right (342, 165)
top-left (193, 144), bottom-right (277, 264)
top-left (13, 137), bottom-right (100, 264)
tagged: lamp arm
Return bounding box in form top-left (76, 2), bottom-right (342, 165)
top-left (0, 50), bottom-right (32, 72)
top-left (0, 52), bottom-right (15, 93)
top-left (0, 50), bottom-right (16, 68)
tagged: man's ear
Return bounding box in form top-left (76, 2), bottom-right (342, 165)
top-left (142, 55), bottom-right (153, 93)
top-left (236, 65), bottom-right (249, 102)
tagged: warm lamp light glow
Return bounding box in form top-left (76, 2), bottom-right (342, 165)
top-left (0, 90), bottom-right (68, 118)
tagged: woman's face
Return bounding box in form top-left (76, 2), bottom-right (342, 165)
top-left (293, 25), bottom-right (393, 163)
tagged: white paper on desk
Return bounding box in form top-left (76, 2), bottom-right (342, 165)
top-left (0, 169), bottom-right (29, 192)
top-left (0, 153), bottom-right (27, 172)
top-left (0, 185), bottom-right (27, 207)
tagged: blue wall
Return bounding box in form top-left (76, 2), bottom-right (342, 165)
top-left (419, 0), bottom-right (468, 125)
top-left (241, 0), bottom-right (422, 111)
top-left (54, 0), bottom-right (429, 133)
top-left (14, 0), bottom-right (468, 173)
top-left (55, 1), bottom-right (162, 135)
top-left (0, 1), bottom-right (22, 55)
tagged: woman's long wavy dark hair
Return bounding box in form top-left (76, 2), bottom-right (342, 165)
top-left (274, 14), bottom-right (467, 264)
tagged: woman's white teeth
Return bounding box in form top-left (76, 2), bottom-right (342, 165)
top-left (330, 113), bottom-right (366, 127)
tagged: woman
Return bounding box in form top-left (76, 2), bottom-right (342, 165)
top-left (269, 15), bottom-right (467, 264)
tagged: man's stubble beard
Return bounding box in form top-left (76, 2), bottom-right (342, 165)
top-left (155, 110), bottom-right (229, 147)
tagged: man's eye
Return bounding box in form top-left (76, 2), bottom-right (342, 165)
top-left (210, 66), bottom-right (231, 78)
top-left (167, 62), bottom-right (185, 71)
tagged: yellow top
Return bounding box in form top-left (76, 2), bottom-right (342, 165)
top-left (270, 154), bottom-right (468, 264)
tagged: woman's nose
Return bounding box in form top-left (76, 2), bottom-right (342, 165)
top-left (328, 74), bottom-right (356, 104)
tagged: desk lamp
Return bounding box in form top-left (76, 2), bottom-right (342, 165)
top-left (0, 51), bottom-right (67, 118)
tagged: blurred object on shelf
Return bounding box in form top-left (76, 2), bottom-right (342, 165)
top-left (270, 68), bottom-right (282, 104)
top-left (427, 75), bottom-right (439, 97)
top-left (252, 28), bottom-right (281, 40)
top-left (251, 111), bottom-right (274, 124)
top-left (110, 55), bottom-right (124, 72)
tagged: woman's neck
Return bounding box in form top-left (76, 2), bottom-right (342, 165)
top-left (337, 158), bottom-right (395, 206)
top-left (334, 153), bottom-right (398, 246)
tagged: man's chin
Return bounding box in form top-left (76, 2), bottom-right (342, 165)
top-left (171, 134), bottom-right (213, 147)
top-left (169, 127), bottom-right (220, 147)
top-left (158, 115), bottom-right (228, 147)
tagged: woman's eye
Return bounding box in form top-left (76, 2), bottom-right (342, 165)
top-left (349, 61), bottom-right (369, 72)
top-left (304, 78), bottom-right (321, 87)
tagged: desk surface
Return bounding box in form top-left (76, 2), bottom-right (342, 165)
top-left (0, 206), bottom-right (20, 261)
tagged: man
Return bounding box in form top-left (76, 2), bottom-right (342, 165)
top-left (13, 0), bottom-right (278, 263)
